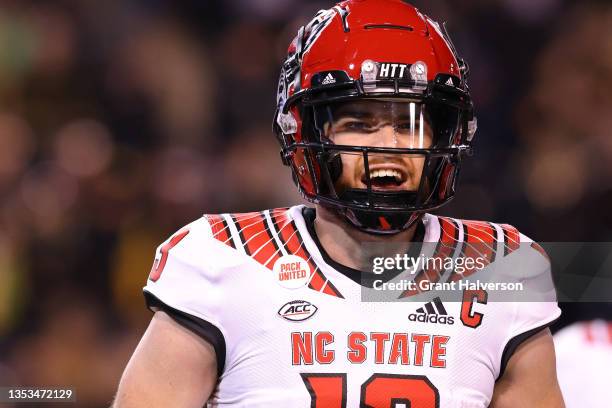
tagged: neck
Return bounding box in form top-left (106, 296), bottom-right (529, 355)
top-left (313, 205), bottom-right (420, 272)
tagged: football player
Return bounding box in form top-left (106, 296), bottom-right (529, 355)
top-left (113, 1), bottom-right (564, 407)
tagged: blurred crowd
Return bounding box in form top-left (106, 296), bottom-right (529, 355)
top-left (0, 0), bottom-right (611, 406)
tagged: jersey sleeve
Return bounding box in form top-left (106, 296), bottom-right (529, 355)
top-left (496, 229), bottom-right (561, 378)
top-left (143, 217), bottom-right (228, 377)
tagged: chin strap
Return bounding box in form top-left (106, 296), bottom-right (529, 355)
top-left (333, 189), bottom-right (423, 235)
top-left (343, 207), bottom-right (422, 235)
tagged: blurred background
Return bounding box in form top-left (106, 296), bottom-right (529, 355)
top-left (0, 0), bottom-right (611, 406)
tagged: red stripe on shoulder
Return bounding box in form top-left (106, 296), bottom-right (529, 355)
top-left (270, 209), bottom-right (344, 299)
top-left (448, 220), bottom-right (497, 282)
top-left (463, 220), bottom-right (496, 262)
top-left (322, 279), bottom-right (345, 299)
top-left (500, 224), bottom-right (520, 256)
top-left (308, 269), bottom-right (327, 292)
top-left (206, 208), bottom-right (343, 299)
top-left (399, 217), bottom-right (459, 298)
top-left (439, 217), bottom-right (460, 246)
top-left (205, 214), bottom-right (235, 248)
top-left (233, 211), bottom-right (280, 268)
top-left (271, 211), bottom-right (312, 267)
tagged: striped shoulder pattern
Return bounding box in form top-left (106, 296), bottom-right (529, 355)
top-left (204, 208), bottom-right (344, 299)
top-left (400, 216), bottom-right (523, 298)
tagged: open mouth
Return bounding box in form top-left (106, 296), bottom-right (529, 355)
top-left (361, 166), bottom-right (408, 190)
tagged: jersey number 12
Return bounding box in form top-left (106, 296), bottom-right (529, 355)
top-left (301, 373), bottom-right (439, 408)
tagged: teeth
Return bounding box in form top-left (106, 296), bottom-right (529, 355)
top-left (370, 169), bottom-right (402, 181)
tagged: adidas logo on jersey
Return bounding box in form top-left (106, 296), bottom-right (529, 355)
top-left (321, 73), bottom-right (336, 85)
top-left (408, 297), bottom-right (455, 325)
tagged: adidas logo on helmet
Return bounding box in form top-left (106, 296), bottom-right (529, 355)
top-left (408, 297), bottom-right (455, 325)
top-left (321, 73), bottom-right (336, 85)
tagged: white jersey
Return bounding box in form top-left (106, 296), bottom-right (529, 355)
top-left (143, 205), bottom-right (560, 407)
top-left (554, 320), bottom-right (612, 408)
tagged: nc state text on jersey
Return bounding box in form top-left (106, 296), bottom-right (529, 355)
top-left (291, 331), bottom-right (449, 368)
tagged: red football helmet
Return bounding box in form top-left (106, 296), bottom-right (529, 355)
top-left (274, 0), bottom-right (477, 234)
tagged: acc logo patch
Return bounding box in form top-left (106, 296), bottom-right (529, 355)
top-left (278, 300), bottom-right (318, 322)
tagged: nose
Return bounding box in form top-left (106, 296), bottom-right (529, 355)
top-left (371, 123), bottom-right (429, 149)
top-left (372, 125), bottom-right (398, 148)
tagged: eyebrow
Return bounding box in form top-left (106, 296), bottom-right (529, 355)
top-left (334, 111), bottom-right (424, 125)
top-left (333, 109), bottom-right (375, 119)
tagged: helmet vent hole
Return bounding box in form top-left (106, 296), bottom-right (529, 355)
top-left (364, 24), bottom-right (414, 31)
